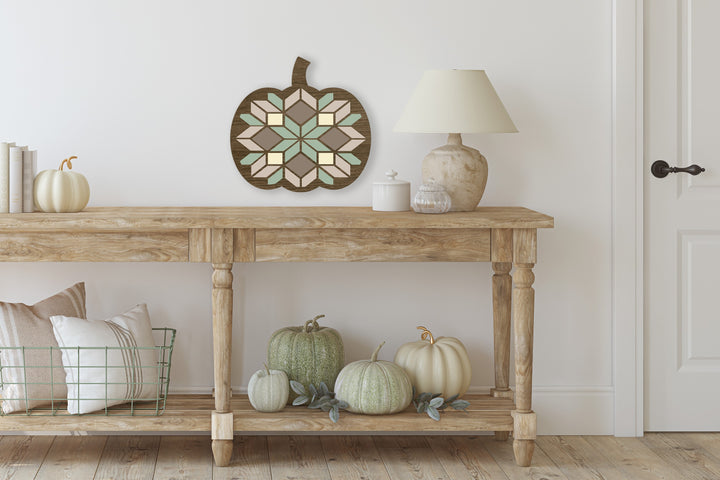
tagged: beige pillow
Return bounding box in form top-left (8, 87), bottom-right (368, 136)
top-left (51, 304), bottom-right (159, 414)
top-left (0, 283), bottom-right (86, 414)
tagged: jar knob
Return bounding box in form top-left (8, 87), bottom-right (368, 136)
top-left (385, 169), bottom-right (398, 180)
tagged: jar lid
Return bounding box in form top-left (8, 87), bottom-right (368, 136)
top-left (417, 180), bottom-right (448, 193)
top-left (374, 169), bottom-right (409, 186)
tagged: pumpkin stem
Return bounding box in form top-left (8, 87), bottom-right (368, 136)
top-left (59, 156), bottom-right (77, 171)
top-left (264, 363), bottom-right (270, 375)
top-left (417, 326), bottom-right (435, 345)
top-left (303, 314), bottom-right (325, 333)
top-left (292, 57), bottom-right (311, 87)
top-left (370, 341), bottom-right (385, 362)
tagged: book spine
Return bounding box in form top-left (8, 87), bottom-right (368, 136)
top-left (8, 146), bottom-right (26, 213)
top-left (22, 150), bottom-right (36, 213)
top-left (0, 142), bottom-right (14, 213)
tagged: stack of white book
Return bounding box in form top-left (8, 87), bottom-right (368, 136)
top-left (0, 141), bottom-right (36, 213)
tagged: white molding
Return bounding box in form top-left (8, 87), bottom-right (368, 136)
top-left (169, 385), bottom-right (614, 436)
top-left (611, 0), bottom-right (644, 436)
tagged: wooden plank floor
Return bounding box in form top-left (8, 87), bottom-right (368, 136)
top-left (0, 433), bottom-right (717, 479)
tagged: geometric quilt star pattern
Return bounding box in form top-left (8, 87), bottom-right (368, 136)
top-left (230, 57), bottom-right (371, 191)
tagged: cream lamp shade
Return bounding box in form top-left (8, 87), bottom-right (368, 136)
top-left (394, 70), bottom-right (517, 134)
top-left (394, 69), bottom-right (517, 211)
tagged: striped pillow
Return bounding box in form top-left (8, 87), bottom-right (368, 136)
top-left (0, 283), bottom-right (87, 414)
top-left (50, 304), bottom-right (158, 414)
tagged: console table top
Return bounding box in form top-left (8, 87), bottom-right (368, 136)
top-left (0, 206), bottom-right (554, 231)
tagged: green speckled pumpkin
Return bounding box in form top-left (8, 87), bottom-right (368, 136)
top-left (267, 314), bottom-right (344, 402)
top-left (334, 342), bottom-right (413, 415)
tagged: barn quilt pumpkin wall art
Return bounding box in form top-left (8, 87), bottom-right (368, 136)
top-left (230, 57), bottom-right (372, 191)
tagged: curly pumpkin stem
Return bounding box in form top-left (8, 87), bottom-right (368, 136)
top-left (370, 341), bottom-right (385, 362)
top-left (303, 314), bottom-right (326, 333)
top-left (59, 156), bottom-right (77, 171)
top-left (417, 326), bottom-right (436, 345)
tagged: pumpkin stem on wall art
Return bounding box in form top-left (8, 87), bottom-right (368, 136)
top-left (230, 56), bottom-right (372, 192)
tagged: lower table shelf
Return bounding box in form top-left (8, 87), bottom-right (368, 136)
top-left (0, 394), bottom-right (515, 433)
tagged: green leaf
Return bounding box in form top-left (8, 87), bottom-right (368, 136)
top-left (450, 400), bottom-right (471, 411)
top-left (320, 403), bottom-right (332, 412)
top-left (318, 92), bottom-right (334, 110)
top-left (240, 113), bottom-right (263, 126)
top-left (338, 113), bottom-right (361, 126)
top-left (417, 392), bottom-right (432, 403)
top-left (267, 93), bottom-right (283, 110)
top-left (290, 381), bottom-right (306, 395)
top-left (308, 383), bottom-right (318, 398)
top-left (329, 405), bottom-right (339, 423)
top-left (292, 395), bottom-right (309, 406)
top-left (431, 393), bottom-right (443, 399)
top-left (429, 397), bottom-right (444, 409)
top-left (426, 406), bottom-right (440, 421)
top-left (416, 401), bottom-right (428, 414)
top-left (337, 400), bottom-right (349, 410)
top-left (318, 382), bottom-right (330, 396)
top-left (445, 394), bottom-right (459, 404)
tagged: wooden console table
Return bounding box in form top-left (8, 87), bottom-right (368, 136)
top-left (0, 206), bottom-right (553, 467)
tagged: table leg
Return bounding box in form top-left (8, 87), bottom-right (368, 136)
top-left (512, 261), bottom-right (536, 466)
top-left (211, 262), bottom-right (234, 466)
top-left (491, 261), bottom-right (513, 441)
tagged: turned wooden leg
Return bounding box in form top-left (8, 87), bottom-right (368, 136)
top-left (512, 261), bottom-right (536, 466)
top-left (212, 262), bottom-right (234, 466)
top-left (491, 261), bottom-right (512, 441)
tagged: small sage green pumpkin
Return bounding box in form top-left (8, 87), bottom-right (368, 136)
top-left (334, 342), bottom-right (413, 415)
top-left (267, 314), bottom-right (344, 402)
top-left (247, 365), bottom-right (289, 413)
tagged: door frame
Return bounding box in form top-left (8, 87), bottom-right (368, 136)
top-left (612, 0), bottom-right (644, 436)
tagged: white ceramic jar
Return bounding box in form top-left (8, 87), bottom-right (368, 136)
top-left (372, 170), bottom-right (411, 211)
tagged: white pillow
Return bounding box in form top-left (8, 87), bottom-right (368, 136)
top-left (50, 304), bottom-right (159, 414)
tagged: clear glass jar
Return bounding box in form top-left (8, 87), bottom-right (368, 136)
top-left (412, 181), bottom-right (452, 214)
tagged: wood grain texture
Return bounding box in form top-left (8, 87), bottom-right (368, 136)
top-left (641, 433), bottom-right (720, 480)
top-left (93, 436), bottom-right (161, 480)
top-left (0, 394), bottom-right (514, 433)
top-left (212, 262), bottom-right (234, 467)
top-left (255, 228), bottom-right (490, 262)
top-left (491, 228), bottom-right (513, 262)
top-left (268, 436), bottom-right (331, 480)
top-left (35, 436), bottom-right (107, 480)
top-left (189, 228), bottom-right (212, 262)
top-left (535, 436), bottom-right (627, 480)
top-left (491, 262), bottom-right (512, 398)
top-left (213, 436), bottom-right (271, 480)
top-left (212, 228), bottom-right (234, 263)
top-left (233, 228), bottom-right (255, 262)
top-left (153, 436), bottom-right (212, 480)
top-left (0, 231), bottom-right (188, 262)
top-left (0, 435), bottom-right (54, 480)
top-left (427, 436), bottom-right (509, 480)
top-left (584, 436), bottom-right (684, 480)
top-left (0, 206), bottom-right (554, 231)
top-left (373, 436), bottom-right (451, 480)
top-left (512, 261), bottom-right (535, 467)
top-left (483, 435), bottom-right (569, 480)
top-left (320, 436), bottom-right (391, 480)
top-left (513, 228), bottom-right (537, 263)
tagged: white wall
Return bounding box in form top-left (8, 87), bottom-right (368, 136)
top-left (0, 0), bottom-right (613, 434)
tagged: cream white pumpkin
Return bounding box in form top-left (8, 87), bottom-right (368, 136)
top-left (34, 156), bottom-right (90, 213)
top-left (394, 326), bottom-right (472, 399)
top-left (334, 342), bottom-right (413, 415)
top-left (247, 365), bottom-right (289, 413)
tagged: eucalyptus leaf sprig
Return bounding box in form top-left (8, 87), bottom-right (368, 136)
top-left (412, 387), bottom-right (471, 421)
top-left (290, 380), bottom-right (348, 423)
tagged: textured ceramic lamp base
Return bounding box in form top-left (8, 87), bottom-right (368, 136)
top-left (421, 134), bottom-right (488, 212)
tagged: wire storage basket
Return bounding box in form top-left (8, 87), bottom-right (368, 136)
top-left (0, 327), bottom-right (176, 416)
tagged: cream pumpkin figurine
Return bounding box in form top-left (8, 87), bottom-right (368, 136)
top-left (247, 364), bottom-right (289, 413)
top-left (34, 156), bottom-right (90, 213)
top-left (394, 326), bottom-right (472, 399)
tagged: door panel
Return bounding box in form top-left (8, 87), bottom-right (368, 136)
top-left (645, 0), bottom-right (720, 430)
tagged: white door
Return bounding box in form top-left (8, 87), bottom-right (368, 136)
top-left (646, 0), bottom-right (720, 431)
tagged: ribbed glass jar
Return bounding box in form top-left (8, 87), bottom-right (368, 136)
top-left (412, 181), bottom-right (452, 214)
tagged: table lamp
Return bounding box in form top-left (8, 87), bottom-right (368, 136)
top-left (394, 70), bottom-right (517, 211)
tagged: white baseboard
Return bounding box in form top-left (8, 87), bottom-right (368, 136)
top-left (169, 384), bottom-right (615, 436)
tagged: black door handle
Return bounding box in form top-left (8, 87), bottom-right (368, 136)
top-left (651, 160), bottom-right (705, 178)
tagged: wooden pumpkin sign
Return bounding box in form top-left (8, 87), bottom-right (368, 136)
top-left (230, 57), bottom-right (371, 191)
